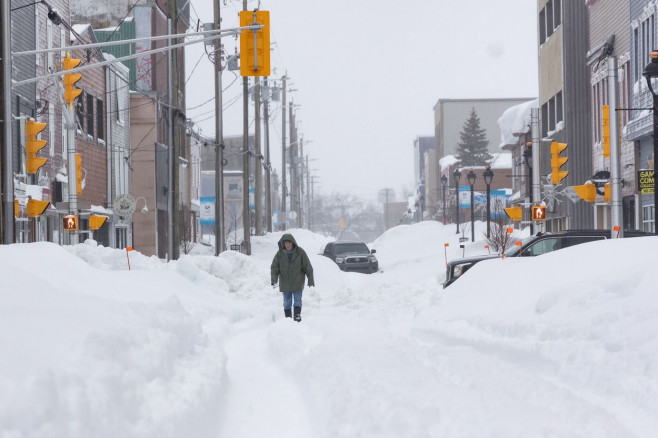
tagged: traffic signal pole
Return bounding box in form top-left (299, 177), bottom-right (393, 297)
top-left (1, 0), bottom-right (14, 244)
top-left (531, 107), bottom-right (542, 232)
top-left (241, 0), bottom-right (251, 255)
top-left (65, 104), bottom-right (78, 244)
top-left (608, 56), bottom-right (623, 238)
top-left (214, 0), bottom-right (226, 255)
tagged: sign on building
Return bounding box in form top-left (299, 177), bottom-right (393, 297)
top-left (638, 169), bottom-right (655, 195)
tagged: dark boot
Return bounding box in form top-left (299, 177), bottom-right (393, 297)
top-left (293, 306), bottom-right (301, 322)
top-left (284, 309), bottom-right (292, 318)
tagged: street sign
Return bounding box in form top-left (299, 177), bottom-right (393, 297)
top-left (458, 187), bottom-right (470, 208)
top-left (563, 186), bottom-right (582, 203)
top-left (200, 196), bottom-right (215, 225)
top-left (113, 194), bottom-right (136, 217)
top-left (638, 169), bottom-right (654, 194)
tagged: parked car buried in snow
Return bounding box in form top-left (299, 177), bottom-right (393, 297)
top-left (442, 229), bottom-right (652, 289)
top-left (322, 241), bottom-right (379, 273)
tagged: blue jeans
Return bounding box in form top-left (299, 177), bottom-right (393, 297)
top-left (282, 291), bottom-right (302, 310)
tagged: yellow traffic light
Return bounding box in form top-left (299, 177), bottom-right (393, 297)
top-left (604, 183), bottom-right (610, 203)
top-left (62, 52), bottom-right (82, 107)
top-left (239, 10), bottom-right (270, 77)
top-left (76, 153), bottom-right (82, 195)
top-left (602, 105), bottom-right (610, 158)
top-left (550, 142), bottom-right (568, 184)
top-left (26, 198), bottom-right (50, 217)
top-left (504, 206), bottom-right (522, 221)
top-left (531, 205), bottom-right (547, 221)
top-left (89, 214), bottom-right (108, 230)
top-left (573, 182), bottom-right (597, 202)
top-left (25, 119), bottom-right (48, 174)
top-left (14, 199), bottom-right (19, 218)
top-left (63, 215), bottom-right (79, 231)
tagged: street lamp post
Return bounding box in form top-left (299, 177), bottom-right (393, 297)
top-left (467, 169), bottom-right (476, 242)
top-left (453, 169), bottom-right (461, 234)
top-left (441, 174), bottom-right (447, 225)
top-left (642, 50), bottom-right (658, 235)
top-left (483, 166), bottom-right (494, 239)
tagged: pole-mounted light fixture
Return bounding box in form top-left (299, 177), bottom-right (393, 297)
top-left (441, 174), bottom-right (448, 225)
top-left (467, 169), bottom-right (476, 242)
top-left (483, 165), bottom-right (494, 239)
top-left (453, 169), bottom-right (461, 234)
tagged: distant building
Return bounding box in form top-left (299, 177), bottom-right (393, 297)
top-left (428, 98), bottom-right (532, 219)
top-left (433, 98), bottom-right (534, 159)
top-left (413, 136), bottom-right (434, 186)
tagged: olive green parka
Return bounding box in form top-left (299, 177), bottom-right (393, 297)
top-left (271, 234), bottom-right (315, 292)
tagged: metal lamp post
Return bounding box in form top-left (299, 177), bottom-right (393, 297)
top-left (642, 50), bottom-right (658, 235)
top-left (453, 169), bottom-right (461, 234)
top-left (441, 174), bottom-right (448, 224)
top-left (483, 166), bottom-right (493, 238)
top-left (467, 169), bottom-right (476, 242)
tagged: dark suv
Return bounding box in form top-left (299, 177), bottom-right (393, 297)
top-left (443, 229), bottom-right (651, 288)
top-left (322, 241), bottom-right (379, 273)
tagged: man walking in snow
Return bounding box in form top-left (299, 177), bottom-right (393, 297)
top-left (271, 233), bottom-right (314, 322)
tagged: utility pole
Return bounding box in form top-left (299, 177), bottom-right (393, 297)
top-left (281, 75), bottom-right (287, 230)
top-left (264, 77), bottom-right (272, 232)
top-left (214, 0), bottom-right (225, 255)
top-left (289, 101), bottom-right (297, 227)
top-left (1, 0), bottom-right (13, 244)
top-left (254, 76), bottom-right (262, 235)
top-left (306, 155), bottom-right (311, 231)
top-left (299, 136), bottom-right (304, 228)
top-left (241, 0), bottom-right (251, 254)
top-left (166, 0), bottom-right (181, 261)
top-left (608, 56), bottom-right (623, 237)
top-left (167, 16), bottom-right (175, 260)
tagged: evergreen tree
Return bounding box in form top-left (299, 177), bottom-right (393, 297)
top-left (454, 108), bottom-right (493, 167)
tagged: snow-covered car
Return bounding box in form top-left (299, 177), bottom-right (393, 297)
top-left (322, 241), bottom-right (378, 273)
top-left (443, 229), bottom-right (652, 288)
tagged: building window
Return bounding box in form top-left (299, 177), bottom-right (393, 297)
top-left (35, 9), bottom-right (40, 67)
top-left (548, 96), bottom-right (556, 132)
top-left (555, 91), bottom-right (563, 126)
top-left (620, 61), bottom-right (631, 127)
top-left (97, 98), bottom-right (104, 141)
top-left (115, 75), bottom-right (124, 126)
top-left (539, 0), bottom-right (560, 44)
top-left (541, 102), bottom-right (548, 137)
top-left (642, 204), bottom-right (655, 233)
top-left (546, 1), bottom-right (554, 37)
top-left (635, 14), bottom-right (655, 83)
top-left (76, 94), bottom-right (84, 134)
top-left (554, 0), bottom-right (561, 28)
top-left (539, 8), bottom-right (546, 45)
top-left (86, 93), bottom-right (94, 139)
top-left (47, 19), bottom-right (53, 72)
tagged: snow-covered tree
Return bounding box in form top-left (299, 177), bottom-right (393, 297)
top-left (454, 108), bottom-right (493, 167)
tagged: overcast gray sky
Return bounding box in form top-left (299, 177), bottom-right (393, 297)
top-left (186, 0), bottom-right (538, 201)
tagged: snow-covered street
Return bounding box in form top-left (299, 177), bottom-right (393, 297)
top-left (2, 221), bottom-right (658, 437)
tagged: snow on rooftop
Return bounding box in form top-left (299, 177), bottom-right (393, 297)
top-left (70, 24), bottom-right (92, 42)
top-left (440, 152), bottom-right (512, 172)
top-left (498, 99), bottom-right (538, 148)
